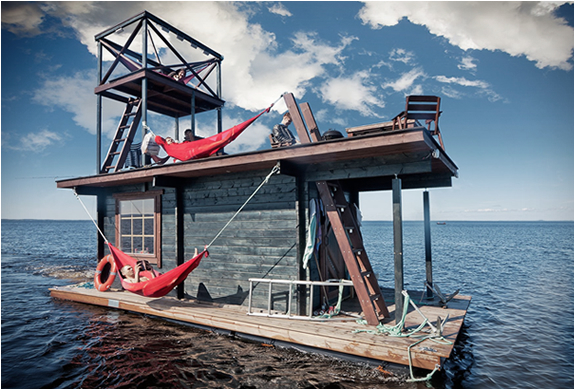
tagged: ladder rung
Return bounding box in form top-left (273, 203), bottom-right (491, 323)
top-left (361, 270), bottom-right (372, 278)
top-left (370, 293), bottom-right (382, 302)
top-left (104, 165), bottom-right (116, 170)
top-left (115, 138), bottom-right (127, 142)
top-left (119, 125), bottom-right (130, 129)
top-left (125, 112), bottom-right (137, 117)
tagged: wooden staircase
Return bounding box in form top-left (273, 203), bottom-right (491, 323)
top-left (316, 180), bottom-right (390, 325)
top-left (101, 98), bottom-right (142, 173)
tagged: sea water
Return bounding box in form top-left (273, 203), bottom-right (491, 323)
top-left (1, 219), bottom-right (573, 388)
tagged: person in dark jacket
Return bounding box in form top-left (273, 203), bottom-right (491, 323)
top-left (271, 112), bottom-right (297, 147)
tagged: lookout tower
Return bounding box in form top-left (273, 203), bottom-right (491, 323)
top-left (94, 11), bottom-right (224, 173)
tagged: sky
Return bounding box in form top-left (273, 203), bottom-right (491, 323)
top-left (1, 1), bottom-right (573, 221)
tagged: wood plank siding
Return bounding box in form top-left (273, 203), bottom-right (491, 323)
top-left (98, 170), bottom-right (302, 310)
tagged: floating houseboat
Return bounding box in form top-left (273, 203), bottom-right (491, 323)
top-left (52, 11), bottom-right (470, 378)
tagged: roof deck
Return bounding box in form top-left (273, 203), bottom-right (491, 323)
top-left (57, 126), bottom-right (457, 193)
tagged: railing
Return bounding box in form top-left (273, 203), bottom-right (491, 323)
top-left (247, 278), bottom-right (355, 320)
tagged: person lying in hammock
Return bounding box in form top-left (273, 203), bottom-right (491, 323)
top-left (120, 260), bottom-right (157, 284)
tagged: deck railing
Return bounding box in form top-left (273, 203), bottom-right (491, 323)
top-left (247, 278), bottom-right (355, 320)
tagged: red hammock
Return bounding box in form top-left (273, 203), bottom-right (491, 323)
top-left (155, 107), bottom-right (270, 162)
top-left (107, 243), bottom-right (208, 298)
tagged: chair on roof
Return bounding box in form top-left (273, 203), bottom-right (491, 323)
top-left (392, 95), bottom-right (444, 149)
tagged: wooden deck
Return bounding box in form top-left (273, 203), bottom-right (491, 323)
top-left (50, 285), bottom-right (470, 371)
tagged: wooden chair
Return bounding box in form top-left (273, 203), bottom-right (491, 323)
top-left (392, 95), bottom-right (444, 149)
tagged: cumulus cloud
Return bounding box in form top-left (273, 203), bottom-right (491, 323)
top-left (19, 2), bottom-right (353, 112)
top-left (318, 70), bottom-right (385, 117)
top-left (1, 2), bottom-right (46, 36)
top-left (359, 1), bottom-right (574, 70)
top-left (32, 71), bottom-right (125, 138)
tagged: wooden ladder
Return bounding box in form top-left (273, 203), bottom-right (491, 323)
top-left (316, 180), bottom-right (390, 325)
top-left (101, 98), bottom-right (142, 173)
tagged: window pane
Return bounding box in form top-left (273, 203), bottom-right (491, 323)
top-left (120, 218), bottom-right (131, 235)
top-left (143, 199), bottom-right (154, 216)
top-left (132, 236), bottom-right (143, 253)
top-left (144, 218), bottom-right (154, 235)
top-left (144, 237), bottom-right (154, 254)
top-left (133, 218), bottom-right (143, 235)
top-left (121, 236), bottom-right (132, 251)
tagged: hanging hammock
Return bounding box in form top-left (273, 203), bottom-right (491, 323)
top-left (107, 243), bottom-right (208, 298)
top-left (74, 163), bottom-right (280, 299)
top-left (154, 106), bottom-right (271, 162)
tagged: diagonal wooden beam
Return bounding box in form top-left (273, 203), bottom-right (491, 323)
top-left (300, 102), bottom-right (322, 142)
top-left (283, 93), bottom-right (311, 144)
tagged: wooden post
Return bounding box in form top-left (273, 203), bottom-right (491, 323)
top-left (141, 17), bottom-right (148, 130)
top-left (97, 193), bottom-right (106, 260)
top-left (296, 175), bottom-right (308, 315)
top-left (392, 177), bottom-right (404, 325)
top-left (96, 41), bottom-right (102, 174)
top-left (423, 191), bottom-right (433, 299)
top-left (176, 185), bottom-right (185, 299)
top-left (283, 93), bottom-right (311, 144)
top-left (191, 89), bottom-right (196, 136)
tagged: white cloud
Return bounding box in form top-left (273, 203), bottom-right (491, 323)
top-left (6, 129), bottom-right (63, 152)
top-left (458, 56), bottom-right (477, 71)
top-left (32, 71), bottom-right (126, 139)
top-left (389, 48), bottom-right (415, 64)
top-left (359, 1), bottom-right (574, 70)
top-left (318, 71), bottom-right (385, 117)
top-left (382, 67), bottom-right (426, 92)
top-left (434, 75), bottom-right (503, 102)
top-left (14, 2), bottom-right (357, 113)
top-left (434, 75), bottom-right (489, 89)
top-left (268, 3), bottom-right (292, 17)
top-left (1, 2), bottom-right (45, 36)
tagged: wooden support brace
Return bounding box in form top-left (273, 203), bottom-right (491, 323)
top-left (300, 102), bottom-right (322, 142)
top-left (283, 93), bottom-right (311, 144)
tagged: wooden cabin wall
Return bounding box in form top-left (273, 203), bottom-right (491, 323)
top-left (98, 170), bottom-right (304, 311)
top-left (179, 170), bottom-right (300, 310)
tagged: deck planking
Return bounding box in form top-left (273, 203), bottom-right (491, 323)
top-left (50, 285), bottom-right (470, 371)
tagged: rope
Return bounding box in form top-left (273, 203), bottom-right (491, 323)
top-left (205, 163), bottom-right (280, 250)
top-left (353, 291), bottom-right (453, 383)
top-left (73, 188), bottom-right (109, 244)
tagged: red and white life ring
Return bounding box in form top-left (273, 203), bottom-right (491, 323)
top-left (94, 254), bottom-right (117, 291)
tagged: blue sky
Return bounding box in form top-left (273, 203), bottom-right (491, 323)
top-left (1, 1), bottom-right (573, 221)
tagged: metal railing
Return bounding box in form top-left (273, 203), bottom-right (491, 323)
top-left (247, 278), bottom-right (355, 320)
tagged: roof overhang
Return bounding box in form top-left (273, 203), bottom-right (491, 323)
top-left (57, 127), bottom-right (458, 194)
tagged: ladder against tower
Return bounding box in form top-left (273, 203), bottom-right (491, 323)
top-left (101, 98), bottom-right (142, 173)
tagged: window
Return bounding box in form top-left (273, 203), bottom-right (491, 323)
top-left (114, 191), bottom-right (162, 267)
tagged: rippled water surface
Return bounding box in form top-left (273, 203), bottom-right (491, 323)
top-left (2, 220), bottom-right (573, 388)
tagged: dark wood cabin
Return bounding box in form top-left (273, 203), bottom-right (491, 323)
top-left (56, 11), bottom-right (458, 326)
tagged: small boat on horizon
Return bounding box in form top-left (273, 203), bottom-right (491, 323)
top-left (437, 222), bottom-right (447, 225)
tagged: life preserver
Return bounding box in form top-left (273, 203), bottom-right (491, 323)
top-left (94, 255), bottom-right (117, 291)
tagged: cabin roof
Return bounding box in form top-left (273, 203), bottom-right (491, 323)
top-left (57, 127), bottom-right (457, 194)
